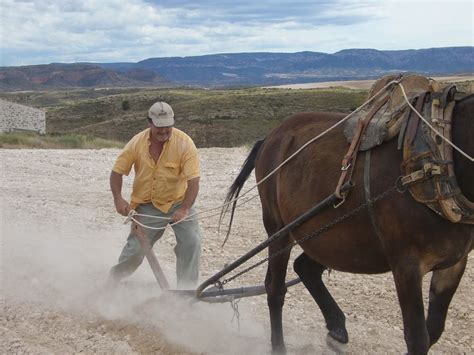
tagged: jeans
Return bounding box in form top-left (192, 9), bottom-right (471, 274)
top-left (110, 202), bottom-right (201, 289)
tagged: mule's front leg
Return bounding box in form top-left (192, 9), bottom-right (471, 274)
top-left (426, 255), bottom-right (467, 347)
top-left (392, 261), bottom-right (429, 355)
top-left (265, 247), bottom-right (291, 354)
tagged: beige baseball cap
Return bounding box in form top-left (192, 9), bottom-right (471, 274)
top-left (148, 101), bottom-right (174, 127)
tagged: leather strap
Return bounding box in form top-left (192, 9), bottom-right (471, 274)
top-left (404, 92), bottom-right (428, 147)
top-left (439, 85), bottom-right (457, 109)
top-left (335, 94), bottom-right (390, 200)
top-left (363, 150), bottom-right (384, 244)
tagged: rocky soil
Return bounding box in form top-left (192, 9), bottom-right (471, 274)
top-left (1, 148), bottom-right (472, 354)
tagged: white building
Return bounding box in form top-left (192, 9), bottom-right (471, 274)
top-left (0, 99), bottom-right (46, 134)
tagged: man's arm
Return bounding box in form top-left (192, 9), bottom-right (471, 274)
top-left (110, 171), bottom-right (130, 216)
top-left (172, 177), bottom-right (200, 223)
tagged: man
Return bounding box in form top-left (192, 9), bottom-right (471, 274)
top-left (109, 101), bottom-right (201, 289)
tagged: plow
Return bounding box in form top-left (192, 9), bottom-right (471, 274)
top-left (127, 182), bottom-right (355, 303)
top-left (115, 75), bottom-right (473, 353)
top-left (120, 77), bottom-right (411, 304)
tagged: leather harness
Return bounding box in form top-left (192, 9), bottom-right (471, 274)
top-left (335, 91), bottom-right (391, 200)
top-left (338, 75), bottom-right (474, 235)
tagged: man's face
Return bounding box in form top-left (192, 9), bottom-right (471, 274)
top-left (149, 123), bottom-right (173, 142)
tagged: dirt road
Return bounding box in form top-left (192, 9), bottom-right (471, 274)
top-left (1, 148), bottom-right (472, 354)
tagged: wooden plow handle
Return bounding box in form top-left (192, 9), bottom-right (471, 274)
top-left (132, 221), bottom-right (170, 290)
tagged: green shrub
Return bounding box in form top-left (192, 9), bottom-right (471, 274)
top-left (122, 100), bottom-right (130, 111)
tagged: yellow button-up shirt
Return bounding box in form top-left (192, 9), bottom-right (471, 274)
top-left (112, 128), bottom-right (200, 213)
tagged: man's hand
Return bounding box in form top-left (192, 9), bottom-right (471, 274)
top-left (171, 177), bottom-right (199, 223)
top-left (110, 171), bottom-right (129, 216)
top-left (114, 197), bottom-right (130, 216)
top-left (172, 206), bottom-right (190, 223)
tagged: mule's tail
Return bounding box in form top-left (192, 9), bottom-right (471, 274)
top-left (220, 139), bottom-right (265, 246)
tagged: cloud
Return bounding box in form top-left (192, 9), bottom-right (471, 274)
top-left (1, 0), bottom-right (472, 66)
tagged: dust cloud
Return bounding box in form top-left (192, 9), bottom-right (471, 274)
top-left (1, 216), bottom-right (269, 354)
top-left (1, 148), bottom-right (472, 354)
top-left (1, 148), bottom-right (272, 354)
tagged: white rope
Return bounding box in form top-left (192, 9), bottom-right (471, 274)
top-left (398, 83), bottom-right (474, 162)
top-left (175, 194), bottom-right (261, 223)
top-left (224, 79), bottom-right (402, 202)
top-left (130, 215), bottom-right (167, 230)
top-left (133, 212), bottom-right (170, 220)
top-left (125, 78), bottom-right (402, 230)
top-left (128, 193), bottom-right (261, 230)
top-left (132, 79), bottom-right (473, 232)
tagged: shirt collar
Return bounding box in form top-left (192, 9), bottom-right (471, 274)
top-left (147, 127), bottom-right (174, 145)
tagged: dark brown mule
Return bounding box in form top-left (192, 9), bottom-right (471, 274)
top-left (225, 94), bottom-right (473, 354)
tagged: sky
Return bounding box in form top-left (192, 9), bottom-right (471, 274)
top-left (1, 0), bottom-right (473, 67)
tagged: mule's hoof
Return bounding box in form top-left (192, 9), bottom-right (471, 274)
top-left (328, 327), bottom-right (349, 344)
top-left (271, 344), bottom-right (286, 354)
top-left (326, 332), bottom-right (350, 355)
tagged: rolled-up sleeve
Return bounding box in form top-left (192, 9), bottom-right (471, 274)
top-left (181, 141), bottom-right (200, 181)
top-left (112, 140), bottom-right (135, 176)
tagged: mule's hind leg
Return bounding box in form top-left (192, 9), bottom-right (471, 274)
top-left (392, 262), bottom-right (430, 354)
top-left (426, 255), bottom-right (467, 347)
top-left (265, 240), bottom-right (291, 354)
top-left (293, 253), bottom-right (348, 344)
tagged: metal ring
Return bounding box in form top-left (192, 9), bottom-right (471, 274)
top-left (396, 176), bottom-right (407, 193)
top-left (333, 197), bottom-right (346, 208)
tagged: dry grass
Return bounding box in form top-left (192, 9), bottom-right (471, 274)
top-left (4, 87), bottom-right (366, 148)
top-left (2, 76), bottom-right (470, 148)
top-left (0, 132), bottom-right (123, 149)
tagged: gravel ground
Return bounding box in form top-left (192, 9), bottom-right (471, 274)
top-left (1, 148), bottom-right (472, 354)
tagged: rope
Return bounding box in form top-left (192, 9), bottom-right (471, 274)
top-left (127, 193), bottom-right (261, 231)
top-left (230, 298), bottom-right (241, 331)
top-left (133, 213), bottom-right (170, 220)
top-left (125, 78), bottom-right (402, 230)
top-left (220, 79), bottom-right (402, 204)
top-left (126, 78), bottom-right (473, 232)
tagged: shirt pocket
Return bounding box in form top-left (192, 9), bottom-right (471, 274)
top-left (162, 162), bottom-right (180, 181)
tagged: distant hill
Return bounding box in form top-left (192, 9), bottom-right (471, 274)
top-left (1, 47), bottom-right (472, 91)
top-left (0, 64), bottom-right (166, 91)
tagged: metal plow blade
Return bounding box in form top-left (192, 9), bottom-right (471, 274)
top-left (164, 278), bottom-right (301, 303)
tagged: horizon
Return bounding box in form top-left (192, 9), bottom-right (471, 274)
top-left (2, 0), bottom-right (473, 67)
top-left (1, 45), bottom-right (473, 68)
